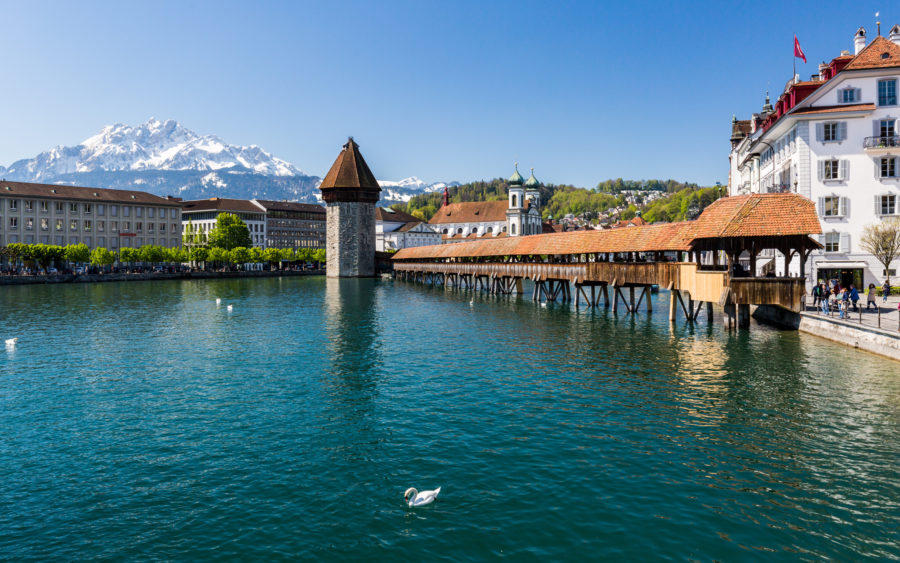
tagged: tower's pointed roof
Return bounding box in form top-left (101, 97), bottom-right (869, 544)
top-left (508, 163), bottom-right (524, 186)
top-left (319, 137), bottom-right (381, 203)
top-left (320, 137), bottom-right (380, 190)
top-left (524, 167), bottom-right (540, 188)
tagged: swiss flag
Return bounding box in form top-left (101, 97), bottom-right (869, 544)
top-left (794, 35), bottom-right (807, 63)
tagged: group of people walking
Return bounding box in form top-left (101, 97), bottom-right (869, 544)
top-left (811, 280), bottom-right (892, 319)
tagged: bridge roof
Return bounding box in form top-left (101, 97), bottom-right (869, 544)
top-left (393, 193), bottom-right (820, 260)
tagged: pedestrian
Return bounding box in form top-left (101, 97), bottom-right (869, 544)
top-left (839, 287), bottom-right (850, 319)
top-left (821, 286), bottom-right (830, 315)
top-left (867, 283), bottom-right (878, 311)
top-left (883, 280), bottom-right (891, 303)
top-left (850, 284), bottom-right (859, 311)
top-left (812, 283), bottom-right (822, 308)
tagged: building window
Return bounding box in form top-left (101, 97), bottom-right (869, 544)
top-left (123, 221), bottom-right (130, 231)
top-left (824, 232), bottom-right (840, 252)
top-left (885, 268), bottom-right (897, 277)
top-left (70, 203), bottom-right (78, 213)
top-left (84, 204), bottom-right (92, 214)
top-left (84, 220), bottom-right (92, 232)
top-left (55, 219), bottom-right (63, 231)
top-left (40, 201), bottom-right (48, 212)
top-left (111, 205), bottom-right (118, 217)
top-left (55, 202), bottom-right (63, 213)
top-left (159, 209), bottom-right (166, 219)
top-left (823, 122), bottom-right (839, 142)
top-left (879, 79), bottom-right (898, 106)
top-left (98, 221), bottom-right (105, 232)
top-left (841, 88), bottom-right (858, 103)
top-left (9, 217), bottom-right (17, 229)
top-left (881, 157), bottom-right (898, 178)
top-left (24, 200), bottom-right (33, 211)
top-left (9, 199), bottom-right (17, 210)
top-left (881, 194), bottom-right (897, 215)
top-left (822, 196), bottom-right (846, 217)
top-left (511, 223), bottom-right (517, 235)
top-left (147, 207), bottom-right (154, 218)
top-left (821, 159), bottom-right (843, 180)
top-left (880, 119), bottom-right (896, 139)
top-left (40, 218), bottom-right (48, 231)
top-left (136, 222), bottom-right (142, 233)
top-left (123, 207), bottom-right (130, 217)
top-left (97, 204), bottom-right (105, 216)
top-left (70, 219), bottom-right (78, 231)
top-left (25, 217), bottom-right (33, 230)
top-left (111, 221), bottom-right (118, 232)
top-left (135, 207), bottom-right (143, 218)
top-left (160, 223), bottom-right (165, 233)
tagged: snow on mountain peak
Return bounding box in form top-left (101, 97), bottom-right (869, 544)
top-left (11, 118), bottom-right (304, 179)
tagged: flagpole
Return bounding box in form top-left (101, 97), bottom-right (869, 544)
top-left (793, 34), bottom-right (796, 83)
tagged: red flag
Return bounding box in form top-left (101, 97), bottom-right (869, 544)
top-left (794, 35), bottom-right (807, 63)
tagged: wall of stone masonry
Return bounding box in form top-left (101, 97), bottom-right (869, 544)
top-left (326, 201), bottom-right (375, 278)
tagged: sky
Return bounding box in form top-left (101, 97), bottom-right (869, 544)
top-left (0, 0), bottom-right (892, 188)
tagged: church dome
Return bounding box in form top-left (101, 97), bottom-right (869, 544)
top-left (524, 168), bottom-right (540, 188)
top-left (508, 163), bottom-right (525, 185)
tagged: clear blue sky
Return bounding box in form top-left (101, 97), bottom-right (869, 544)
top-left (0, 0), bottom-right (889, 187)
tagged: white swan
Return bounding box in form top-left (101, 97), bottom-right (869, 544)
top-left (216, 298), bottom-right (221, 306)
top-left (227, 305), bottom-right (233, 312)
top-left (5, 337), bottom-right (17, 347)
top-left (404, 486), bottom-right (441, 507)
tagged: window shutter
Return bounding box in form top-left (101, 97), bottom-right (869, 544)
top-left (876, 194), bottom-right (882, 216)
top-left (874, 119), bottom-right (881, 137)
top-left (839, 121), bottom-right (848, 141)
top-left (840, 159), bottom-right (850, 180)
top-left (875, 158), bottom-right (883, 178)
top-left (841, 197), bottom-right (849, 217)
top-left (840, 232), bottom-right (851, 253)
top-left (818, 160), bottom-right (825, 181)
top-left (855, 88), bottom-right (862, 103)
top-left (815, 123), bottom-right (824, 142)
top-left (818, 197), bottom-right (825, 215)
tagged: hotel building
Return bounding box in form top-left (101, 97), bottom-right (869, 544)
top-left (729, 26), bottom-right (900, 288)
top-left (252, 200), bottom-right (326, 250)
top-left (0, 180), bottom-right (183, 249)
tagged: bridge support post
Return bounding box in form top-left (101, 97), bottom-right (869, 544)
top-left (706, 301), bottom-right (713, 322)
top-left (724, 303), bottom-right (736, 329)
top-left (645, 286), bottom-right (652, 313)
top-left (629, 286), bottom-right (636, 314)
top-left (738, 304), bottom-right (750, 328)
top-left (612, 286), bottom-right (619, 314)
top-left (602, 285), bottom-right (610, 308)
top-left (669, 290), bottom-right (677, 322)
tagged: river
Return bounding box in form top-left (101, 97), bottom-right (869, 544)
top-left (1, 277), bottom-right (898, 560)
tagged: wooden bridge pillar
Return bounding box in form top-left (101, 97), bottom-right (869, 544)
top-left (669, 289), bottom-right (677, 322)
top-left (737, 304), bottom-right (751, 328)
top-left (706, 301), bottom-right (713, 322)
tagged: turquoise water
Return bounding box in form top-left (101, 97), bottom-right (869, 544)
top-left (1, 277), bottom-right (898, 561)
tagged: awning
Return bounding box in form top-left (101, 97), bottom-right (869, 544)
top-left (814, 261), bottom-right (869, 269)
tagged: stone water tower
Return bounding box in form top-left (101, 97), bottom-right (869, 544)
top-left (319, 137), bottom-right (381, 277)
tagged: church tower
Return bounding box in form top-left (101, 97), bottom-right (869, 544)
top-left (319, 137), bottom-right (381, 277)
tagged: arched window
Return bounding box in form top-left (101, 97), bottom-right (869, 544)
top-left (486, 226), bottom-right (493, 233)
top-left (502, 226), bottom-right (507, 232)
top-left (442, 228), bottom-right (448, 234)
top-left (512, 195), bottom-right (518, 207)
top-left (511, 223), bottom-right (517, 235)
top-left (457, 228), bottom-right (463, 234)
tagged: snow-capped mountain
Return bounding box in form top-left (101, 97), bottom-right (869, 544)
top-left (0, 119), bottom-right (457, 204)
top-left (377, 177), bottom-right (460, 203)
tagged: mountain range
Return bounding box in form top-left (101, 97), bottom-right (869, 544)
top-left (0, 119), bottom-right (458, 205)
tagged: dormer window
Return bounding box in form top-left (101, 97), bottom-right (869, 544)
top-left (840, 88), bottom-right (859, 104)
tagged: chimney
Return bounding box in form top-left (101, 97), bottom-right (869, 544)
top-left (855, 27), bottom-right (867, 55)
top-left (891, 24), bottom-right (900, 46)
top-left (818, 62), bottom-right (829, 80)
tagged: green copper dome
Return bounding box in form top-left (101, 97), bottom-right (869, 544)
top-left (508, 163), bottom-right (524, 185)
top-left (524, 167), bottom-right (540, 188)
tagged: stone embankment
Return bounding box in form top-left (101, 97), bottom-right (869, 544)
top-left (0, 269), bottom-right (324, 286)
top-left (753, 302), bottom-right (900, 361)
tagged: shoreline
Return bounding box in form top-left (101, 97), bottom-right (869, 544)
top-left (0, 269), bottom-right (325, 286)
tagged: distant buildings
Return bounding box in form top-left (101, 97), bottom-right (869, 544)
top-left (375, 207), bottom-right (441, 251)
top-left (429, 165), bottom-right (543, 243)
top-left (0, 180), bottom-right (183, 250)
top-left (728, 26), bottom-right (900, 287)
top-left (180, 197), bottom-right (326, 250)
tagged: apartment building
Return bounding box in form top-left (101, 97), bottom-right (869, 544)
top-left (729, 26), bottom-right (900, 288)
top-left (0, 180), bottom-right (183, 249)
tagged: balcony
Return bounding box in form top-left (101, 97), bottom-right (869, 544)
top-left (764, 184), bottom-right (793, 194)
top-left (864, 136), bottom-right (900, 153)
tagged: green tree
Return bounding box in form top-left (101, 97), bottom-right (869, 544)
top-left (207, 246), bottom-right (229, 266)
top-left (189, 246), bottom-right (209, 265)
top-left (249, 247), bottom-right (264, 263)
top-left (313, 249), bottom-right (326, 264)
top-left (208, 213), bottom-right (252, 250)
top-left (229, 246), bottom-right (251, 265)
top-left (64, 243), bottom-right (90, 265)
top-left (119, 247), bottom-right (138, 266)
top-left (90, 247), bottom-right (115, 268)
top-left (279, 248), bottom-right (296, 263)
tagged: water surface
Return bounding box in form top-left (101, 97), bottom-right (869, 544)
top-left (1, 277), bottom-right (898, 560)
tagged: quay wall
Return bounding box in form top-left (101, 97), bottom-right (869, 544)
top-left (753, 305), bottom-right (900, 361)
top-left (0, 270), bottom-right (324, 286)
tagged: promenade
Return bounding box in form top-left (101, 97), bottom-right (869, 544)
top-left (802, 294), bottom-right (900, 333)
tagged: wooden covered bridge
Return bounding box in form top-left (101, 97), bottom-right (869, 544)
top-left (391, 194), bottom-right (822, 328)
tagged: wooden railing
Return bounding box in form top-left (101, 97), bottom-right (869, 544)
top-left (730, 278), bottom-right (806, 312)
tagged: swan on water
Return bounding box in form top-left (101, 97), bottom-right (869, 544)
top-left (404, 486), bottom-right (441, 507)
top-left (216, 298), bottom-right (221, 306)
top-left (5, 337), bottom-right (18, 347)
top-left (227, 305), bottom-right (233, 312)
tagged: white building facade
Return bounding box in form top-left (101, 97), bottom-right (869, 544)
top-left (181, 198), bottom-right (267, 249)
top-left (375, 207), bottom-right (441, 251)
top-left (729, 27), bottom-right (900, 288)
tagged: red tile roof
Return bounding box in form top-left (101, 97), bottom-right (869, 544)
top-left (394, 194), bottom-right (821, 261)
top-left (790, 103), bottom-right (875, 115)
top-left (428, 201), bottom-right (508, 224)
top-left (843, 36), bottom-right (900, 70)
